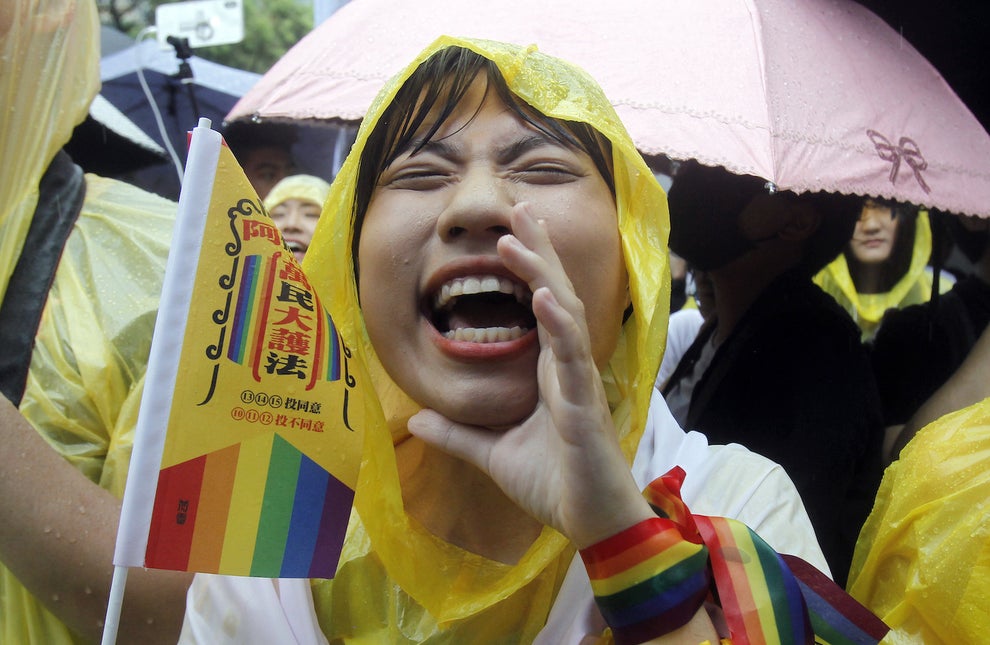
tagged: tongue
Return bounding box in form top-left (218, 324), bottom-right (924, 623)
top-left (446, 295), bottom-right (533, 331)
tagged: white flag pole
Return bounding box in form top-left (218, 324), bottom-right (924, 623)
top-left (100, 567), bottom-right (128, 645)
top-left (100, 118), bottom-right (222, 644)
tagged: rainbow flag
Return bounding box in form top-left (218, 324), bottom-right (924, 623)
top-left (112, 119), bottom-right (364, 580)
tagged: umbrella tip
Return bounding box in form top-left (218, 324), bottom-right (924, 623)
top-left (764, 181), bottom-right (778, 194)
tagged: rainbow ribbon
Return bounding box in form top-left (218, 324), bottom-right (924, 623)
top-left (582, 467), bottom-right (889, 645)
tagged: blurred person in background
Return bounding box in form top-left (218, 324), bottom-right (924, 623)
top-left (263, 174), bottom-right (331, 263)
top-left (662, 160), bottom-right (884, 587)
top-left (223, 121), bottom-right (298, 199)
top-left (815, 197), bottom-right (952, 341)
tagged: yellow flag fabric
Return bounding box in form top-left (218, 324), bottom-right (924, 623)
top-left (118, 135), bottom-right (363, 579)
top-left (848, 397), bottom-right (990, 644)
top-left (301, 36), bottom-right (671, 641)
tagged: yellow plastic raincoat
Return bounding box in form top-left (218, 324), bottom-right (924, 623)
top-left (848, 397), bottom-right (990, 644)
top-left (0, 1), bottom-right (176, 642)
top-left (263, 174), bottom-right (332, 212)
top-left (813, 211), bottom-right (950, 340)
top-left (299, 36), bottom-right (671, 643)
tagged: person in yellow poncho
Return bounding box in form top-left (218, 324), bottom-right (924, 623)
top-left (177, 38), bottom-right (881, 645)
top-left (814, 197), bottom-right (951, 341)
top-left (849, 324), bottom-right (990, 643)
top-left (0, 1), bottom-right (190, 642)
top-left (263, 174), bottom-right (332, 263)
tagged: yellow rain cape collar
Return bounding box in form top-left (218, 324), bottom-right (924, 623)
top-left (816, 210), bottom-right (934, 327)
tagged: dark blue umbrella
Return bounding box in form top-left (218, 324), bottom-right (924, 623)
top-left (96, 36), bottom-right (260, 199)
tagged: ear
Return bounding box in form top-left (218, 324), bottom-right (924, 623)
top-left (778, 203), bottom-right (822, 242)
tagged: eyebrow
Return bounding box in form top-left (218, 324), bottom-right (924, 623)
top-left (402, 132), bottom-right (565, 164)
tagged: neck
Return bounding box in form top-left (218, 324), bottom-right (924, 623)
top-left (396, 437), bottom-right (544, 564)
top-left (710, 246), bottom-right (801, 343)
top-left (849, 259), bottom-right (888, 294)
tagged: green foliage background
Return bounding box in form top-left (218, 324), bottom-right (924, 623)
top-left (100, 0), bottom-right (313, 74)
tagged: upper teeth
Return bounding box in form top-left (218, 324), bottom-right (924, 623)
top-left (433, 275), bottom-right (531, 310)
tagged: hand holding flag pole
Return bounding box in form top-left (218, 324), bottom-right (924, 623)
top-left (101, 118), bottom-right (362, 644)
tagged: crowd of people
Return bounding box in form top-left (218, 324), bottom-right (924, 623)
top-left (2, 1), bottom-right (988, 643)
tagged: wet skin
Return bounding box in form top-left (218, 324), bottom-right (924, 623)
top-left (357, 78), bottom-right (628, 430)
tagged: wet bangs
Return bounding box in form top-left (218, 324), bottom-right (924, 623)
top-left (355, 47), bottom-right (614, 227)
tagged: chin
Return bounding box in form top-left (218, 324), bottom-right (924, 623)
top-left (427, 383), bottom-right (538, 429)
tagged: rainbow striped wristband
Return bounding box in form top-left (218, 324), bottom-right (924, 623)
top-left (582, 466), bottom-right (890, 645)
top-left (579, 516), bottom-right (711, 644)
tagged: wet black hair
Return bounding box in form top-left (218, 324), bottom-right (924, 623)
top-left (351, 46), bottom-right (614, 274)
top-left (799, 192), bottom-right (860, 276)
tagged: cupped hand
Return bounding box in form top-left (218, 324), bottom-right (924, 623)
top-left (407, 203), bottom-right (653, 548)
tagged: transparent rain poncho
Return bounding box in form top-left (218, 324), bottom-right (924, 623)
top-left (299, 36), bottom-right (671, 643)
top-left (0, 1), bottom-right (176, 642)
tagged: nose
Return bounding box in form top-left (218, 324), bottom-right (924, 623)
top-left (857, 205), bottom-right (889, 232)
top-left (281, 208), bottom-right (304, 232)
top-left (435, 169), bottom-right (514, 243)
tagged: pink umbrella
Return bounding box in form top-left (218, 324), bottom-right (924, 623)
top-left (228, 0), bottom-right (990, 218)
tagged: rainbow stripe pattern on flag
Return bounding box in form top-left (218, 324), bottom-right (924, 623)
top-left (113, 121), bottom-right (365, 582)
top-left (225, 252), bottom-right (343, 391)
top-left (146, 432), bottom-right (352, 577)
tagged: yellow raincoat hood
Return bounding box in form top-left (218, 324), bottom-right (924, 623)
top-left (301, 36), bottom-right (670, 641)
top-left (263, 174), bottom-right (332, 212)
top-left (814, 211), bottom-right (937, 339)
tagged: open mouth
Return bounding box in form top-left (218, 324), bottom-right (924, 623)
top-left (427, 275), bottom-right (535, 343)
top-left (285, 240), bottom-right (307, 254)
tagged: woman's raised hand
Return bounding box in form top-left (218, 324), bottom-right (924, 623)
top-left (407, 203), bottom-right (653, 548)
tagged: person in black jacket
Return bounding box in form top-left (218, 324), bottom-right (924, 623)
top-left (662, 161), bottom-right (884, 587)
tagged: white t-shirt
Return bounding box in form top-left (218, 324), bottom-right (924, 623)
top-left (179, 391), bottom-right (827, 644)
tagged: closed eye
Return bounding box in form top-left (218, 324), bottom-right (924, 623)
top-left (380, 164), bottom-right (453, 191)
top-left (512, 162), bottom-right (583, 185)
